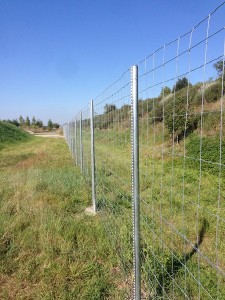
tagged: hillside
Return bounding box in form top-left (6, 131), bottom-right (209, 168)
top-left (95, 77), bottom-right (224, 140)
top-left (0, 122), bottom-right (32, 149)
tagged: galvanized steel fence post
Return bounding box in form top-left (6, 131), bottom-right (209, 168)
top-left (66, 124), bottom-right (68, 143)
top-left (73, 120), bottom-right (75, 160)
top-left (71, 121), bottom-right (74, 160)
top-left (80, 111), bottom-right (83, 173)
top-left (75, 118), bottom-right (78, 165)
top-left (90, 100), bottom-right (96, 213)
top-left (131, 65), bottom-right (141, 300)
top-left (70, 122), bottom-right (72, 153)
top-left (69, 122), bottom-right (71, 152)
top-left (74, 119), bottom-right (77, 164)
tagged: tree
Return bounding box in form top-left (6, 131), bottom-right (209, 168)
top-left (213, 59), bottom-right (224, 77)
top-left (12, 119), bottom-right (20, 127)
top-left (160, 86), bottom-right (171, 97)
top-left (36, 120), bottom-right (43, 128)
top-left (32, 116), bottom-right (36, 126)
top-left (25, 116), bottom-right (31, 127)
top-left (19, 115), bottom-right (24, 125)
top-left (48, 119), bottom-right (53, 130)
top-left (172, 77), bottom-right (189, 92)
top-left (3, 119), bottom-right (19, 126)
top-left (104, 104), bottom-right (116, 114)
top-left (53, 122), bottom-right (60, 129)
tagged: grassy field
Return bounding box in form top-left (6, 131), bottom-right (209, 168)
top-left (0, 125), bottom-right (130, 299)
top-left (1, 79), bottom-right (225, 300)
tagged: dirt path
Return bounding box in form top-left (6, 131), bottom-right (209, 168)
top-left (31, 132), bottom-right (64, 138)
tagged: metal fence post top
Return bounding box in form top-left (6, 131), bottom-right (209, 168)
top-left (131, 65), bottom-right (138, 73)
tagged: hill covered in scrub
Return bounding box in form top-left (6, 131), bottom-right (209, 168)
top-left (149, 78), bottom-right (224, 140)
top-left (95, 77), bottom-right (224, 142)
top-left (0, 121), bottom-right (32, 149)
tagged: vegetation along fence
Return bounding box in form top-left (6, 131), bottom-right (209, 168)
top-left (63, 3), bottom-right (225, 299)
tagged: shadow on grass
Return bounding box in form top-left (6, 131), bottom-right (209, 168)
top-left (154, 218), bottom-right (209, 298)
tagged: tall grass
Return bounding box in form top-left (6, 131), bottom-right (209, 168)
top-left (80, 87), bottom-right (225, 298)
top-left (0, 136), bottom-right (129, 299)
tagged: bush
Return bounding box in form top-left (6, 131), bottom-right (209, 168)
top-left (213, 59), bottom-right (224, 77)
top-left (160, 86), bottom-right (171, 97)
top-left (186, 135), bottom-right (225, 176)
top-left (201, 112), bottom-right (222, 133)
top-left (149, 80), bottom-right (223, 141)
top-left (139, 98), bottom-right (154, 117)
top-left (104, 104), bottom-right (116, 114)
top-left (193, 81), bottom-right (223, 105)
top-left (204, 81), bottom-right (223, 103)
top-left (165, 110), bottom-right (199, 141)
top-left (162, 91), bottom-right (199, 140)
top-left (172, 77), bottom-right (189, 92)
top-left (1, 119), bottom-right (19, 127)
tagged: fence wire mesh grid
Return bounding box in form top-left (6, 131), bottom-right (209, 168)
top-left (64, 2), bottom-right (225, 299)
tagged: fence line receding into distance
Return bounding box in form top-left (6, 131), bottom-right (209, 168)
top-left (64, 2), bottom-right (225, 299)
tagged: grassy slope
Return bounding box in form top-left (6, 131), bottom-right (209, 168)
top-left (0, 122), bottom-right (31, 149)
top-left (0, 136), bottom-right (128, 299)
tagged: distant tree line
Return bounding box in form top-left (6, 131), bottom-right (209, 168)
top-left (1, 116), bottom-right (60, 130)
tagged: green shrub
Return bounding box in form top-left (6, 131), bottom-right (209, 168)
top-left (204, 81), bottom-right (223, 103)
top-left (202, 111), bottom-right (223, 133)
top-left (163, 91), bottom-right (199, 140)
top-left (148, 101), bottom-right (164, 123)
top-left (194, 81), bottom-right (223, 105)
top-left (139, 99), bottom-right (154, 117)
top-left (186, 135), bottom-right (225, 176)
top-left (172, 77), bottom-right (189, 92)
top-left (165, 111), bottom-right (199, 141)
top-left (150, 80), bottom-right (222, 140)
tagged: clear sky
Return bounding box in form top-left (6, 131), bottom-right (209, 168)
top-left (0, 0), bottom-right (224, 125)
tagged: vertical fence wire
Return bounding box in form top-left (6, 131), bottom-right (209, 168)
top-left (63, 2), bottom-right (225, 299)
top-left (93, 69), bottom-right (133, 298)
top-left (138, 4), bottom-right (225, 299)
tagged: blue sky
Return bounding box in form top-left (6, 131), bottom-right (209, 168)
top-left (0, 0), bottom-right (224, 124)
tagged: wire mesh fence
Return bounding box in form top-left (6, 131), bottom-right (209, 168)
top-left (93, 69), bottom-right (134, 298)
top-left (65, 70), bottom-right (134, 298)
top-left (138, 5), bottom-right (225, 298)
top-left (81, 106), bottom-right (91, 180)
top-left (64, 2), bottom-right (225, 299)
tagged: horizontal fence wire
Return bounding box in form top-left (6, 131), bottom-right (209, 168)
top-left (138, 4), bottom-right (225, 299)
top-left (63, 2), bottom-right (225, 298)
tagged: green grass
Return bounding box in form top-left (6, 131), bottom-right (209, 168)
top-left (0, 122), bottom-right (32, 150)
top-left (0, 136), bottom-right (130, 299)
top-left (81, 113), bottom-right (225, 299)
